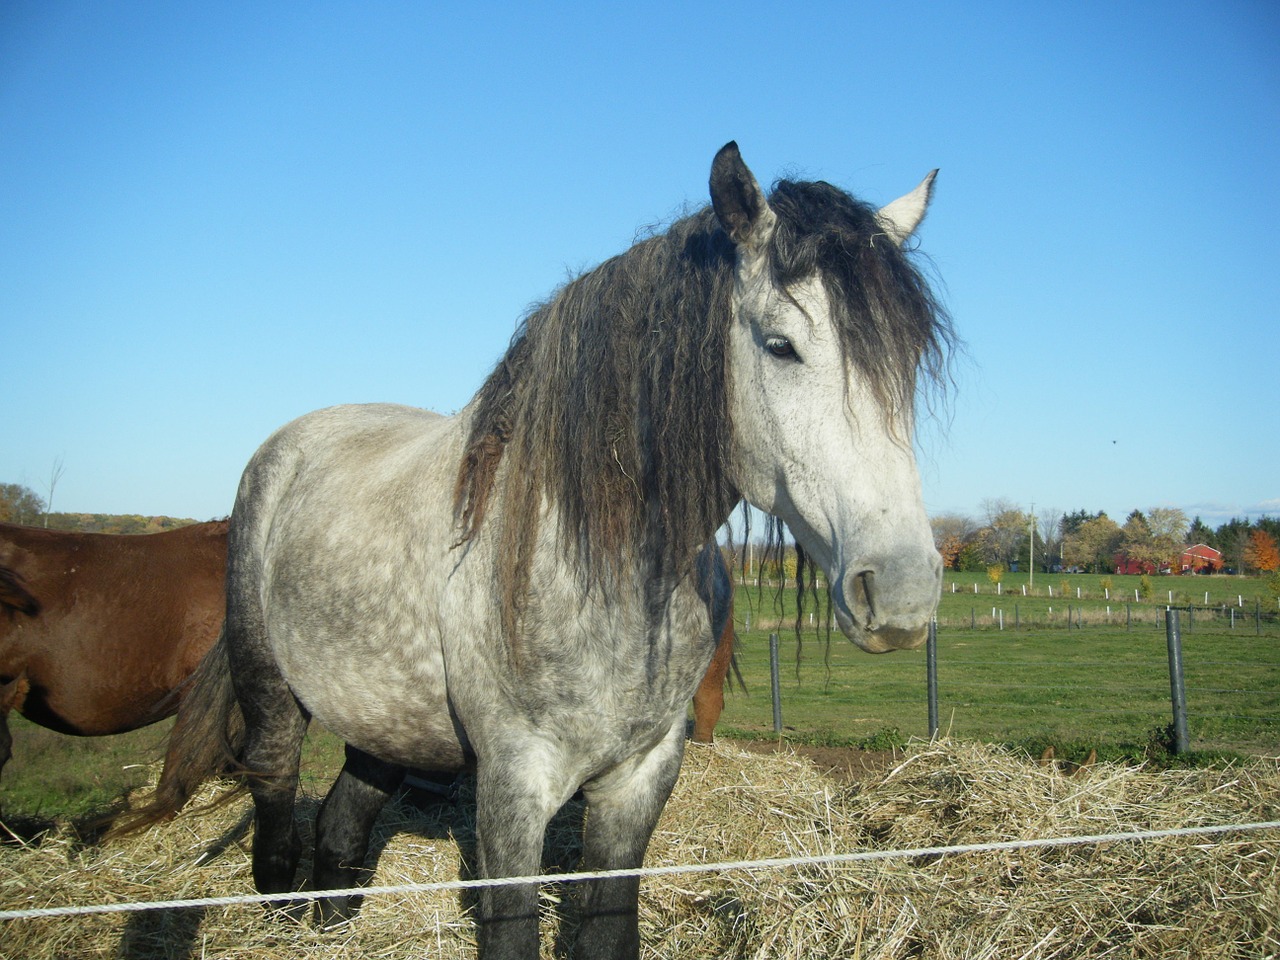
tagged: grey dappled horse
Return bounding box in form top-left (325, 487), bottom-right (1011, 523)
top-left (138, 143), bottom-right (952, 960)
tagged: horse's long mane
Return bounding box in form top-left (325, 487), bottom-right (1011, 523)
top-left (455, 178), bottom-right (953, 639)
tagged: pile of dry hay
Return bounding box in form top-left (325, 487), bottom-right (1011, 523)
top-left (2, 739), bottom-right (1277, 959)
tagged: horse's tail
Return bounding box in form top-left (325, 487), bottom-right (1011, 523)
top-left (106, 627), bottom-right (246, 838)
top-left (0, 566), bottom-right (40, 617)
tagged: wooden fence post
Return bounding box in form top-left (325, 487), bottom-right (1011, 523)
top-left (769, 632), bottom-right (782, 736)
top-left (927, 620), bottom-right (939, 739)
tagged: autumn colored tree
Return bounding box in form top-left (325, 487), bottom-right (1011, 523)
top-left (1063, 514), bottom-right (1122, 573)
top-left (956, 540), bottom-right (985, 572)
top-left (1243, 529), bottom-right (1280, 573)
top-left (1120, 506), bottom-right (1188, 573)
top-left (930, 512), bottom-right (976, 570)
top-left (1148, 506), bottom-right (1189, 570)
top-left (939, 534), bottom-right (964, 570)
top-left (979, 499), bottom-right (1028, 567)
top-left (1119, 510), bottom-right (1156, 572)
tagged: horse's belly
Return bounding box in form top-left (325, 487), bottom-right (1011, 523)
top-left (283, 643), bottom-right (468, 771)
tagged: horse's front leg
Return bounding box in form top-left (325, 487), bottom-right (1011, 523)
top-left (0, 674), bottom-right (29, 794)
top-left (574, 720), bottom-right (685, 960)
top-left (474, 753), bottom-right (559, 960)
top-left (0, 706), bottom-right (13, 796)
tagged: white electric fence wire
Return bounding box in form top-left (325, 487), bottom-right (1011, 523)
top-left (2, 819), bottom-right (1276, 923)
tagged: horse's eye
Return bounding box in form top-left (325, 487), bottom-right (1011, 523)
top-left (764, 335), bottom-right (797, 360)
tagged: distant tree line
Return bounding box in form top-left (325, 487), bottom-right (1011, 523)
top-left (0, 482), bottom-right (199, 534)
top-left (0, 482), bottom-right (45, 525)
top-left (931, 498), bottom-right (1280, 578)
top-left (7, 476), bottom-right (1278, 580)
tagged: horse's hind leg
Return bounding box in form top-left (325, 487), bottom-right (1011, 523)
top-left (312, 744), bottom-right (406, 928)
top-left (227, 617), bottom-right (309, 906)
top-left (575, 722), bottom-right (685, 960)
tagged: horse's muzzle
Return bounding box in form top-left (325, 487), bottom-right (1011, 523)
top-left (833, 558), bottom-right (941, 654)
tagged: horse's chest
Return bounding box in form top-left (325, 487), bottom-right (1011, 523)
top-left (448, 585), bottom-right (716, 750)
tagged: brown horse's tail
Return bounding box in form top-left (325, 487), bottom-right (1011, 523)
top-left (106, 627), bottom-right (246, 838)
top-left (0, 566), bottom-right (40, 617)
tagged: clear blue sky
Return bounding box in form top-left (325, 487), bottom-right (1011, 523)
top-left (3, 2), bottom-right (1276, 529)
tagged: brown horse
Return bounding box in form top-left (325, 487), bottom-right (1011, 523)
top-left (690, 584), bottom-right (738, 743)
top-left (0, 521), bottom-right (228, 785)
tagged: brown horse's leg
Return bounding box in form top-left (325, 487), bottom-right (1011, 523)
top-left (0, 674), bottom-right (29, 788)
top-left (691, 617), bottom-right (734, 743)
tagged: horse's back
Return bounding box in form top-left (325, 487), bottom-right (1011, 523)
top-left (234, 403), bottom-right (455, 542)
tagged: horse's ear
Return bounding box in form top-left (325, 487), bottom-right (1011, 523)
top-left (874, 169), bottom-right (938, 245)
top-left (710, 142), bottom-right (777, 252)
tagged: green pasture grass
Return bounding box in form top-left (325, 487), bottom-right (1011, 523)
top-left (721, 579), bottom-right (1280, 760)
top-left (0, 718), bottom-right (169, 825)
top-left (1, 715), bottom-right (348, 831)
top-left (939, 569), bottom-right (1278, 609)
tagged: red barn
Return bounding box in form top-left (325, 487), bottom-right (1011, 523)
top-left (1180, 543), bottom-right (1223, 574)
top-left (1113, 552), bottom-right (1162, 576)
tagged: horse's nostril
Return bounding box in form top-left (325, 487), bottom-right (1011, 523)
top-left (851, 570), bottom-right (876, 627)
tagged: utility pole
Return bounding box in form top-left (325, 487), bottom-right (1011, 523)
top-left (1029, 502), bottom-right (1036, 590)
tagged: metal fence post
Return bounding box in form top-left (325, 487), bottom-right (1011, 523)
top-left (768, 632), bottom-right (782, 735)
top-left (927, 619), bottom-right (939, 739)
top-left (1165, 610), bottom-right (1190, 754)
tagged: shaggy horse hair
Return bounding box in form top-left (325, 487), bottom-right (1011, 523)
top-left (456, 180), bottom-right (953, 641)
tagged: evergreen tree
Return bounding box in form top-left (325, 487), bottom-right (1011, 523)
top-left (1186, 516), bottom-right (1215, 548)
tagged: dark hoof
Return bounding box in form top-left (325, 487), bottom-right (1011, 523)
top-left (315, 894), bottom-right (361, 930)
